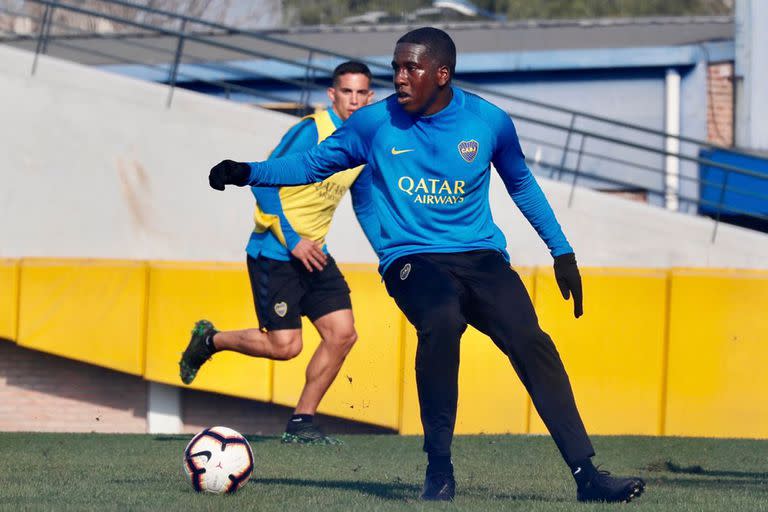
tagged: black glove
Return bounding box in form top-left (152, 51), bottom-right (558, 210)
top-left (553, 252), bottom-right (583, 318)
top-left (208, 160), bottom-right (251, 191)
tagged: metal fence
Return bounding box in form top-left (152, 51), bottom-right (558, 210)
top-left (4, 0), bottom-right (767, 239)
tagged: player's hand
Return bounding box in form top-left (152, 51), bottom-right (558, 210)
top-left (553, 252), bottom-right (583, 318)
top-left (209, 160), bottom-right (251, 191)
top-left (291, 238), bottom-right (328, 272)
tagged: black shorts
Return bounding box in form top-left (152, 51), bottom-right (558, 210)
top-left (247, 254), bottom-right (352, 331)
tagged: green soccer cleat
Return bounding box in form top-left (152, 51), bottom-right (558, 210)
top-left (281, 421), bottom-right (343, 445)
top-left (179, 320), bottom-right (216, 385)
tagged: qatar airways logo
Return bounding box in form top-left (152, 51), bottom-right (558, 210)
top-left (314, 181), bottom-right (347, 202)
top-left (397, 176), bottom-right (465, 205)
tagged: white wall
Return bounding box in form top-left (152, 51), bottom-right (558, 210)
top-left (1, 45), bottom-right (293, 261)
top-left (3, 45), bottom-right (768, 268)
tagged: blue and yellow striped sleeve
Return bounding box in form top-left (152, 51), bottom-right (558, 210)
top-left (251, 118), bottom-right (319, 250)
top-left (247, 106), bottom-right (375, 186)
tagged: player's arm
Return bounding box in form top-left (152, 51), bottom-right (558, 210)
top-left (209, 117), bottom-right (369, 189)
top-left (349, 166), bottom-right (382, 255)
top-left (492, 114), bottom-right (583, 318)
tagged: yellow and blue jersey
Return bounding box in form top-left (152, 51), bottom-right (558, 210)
top-left (246, 108), bottom-right (380, 261)
top-left (247, 88), bottom-right (572, 274)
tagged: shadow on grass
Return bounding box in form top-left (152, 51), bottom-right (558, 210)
top-left (252, 477), bottom-right (419, 501)
top-left (152, 435), bottom-right (190, 442)
top-left (244, 435), bottom-right (282, 444)
top-left (646, 460), bottom-right (768, 481)
top-left (152, 435), bottom-right (279, 444)
top-left (650, 475), bottom-right (768, 492)
top-left (460, 486), bottom-right (569, 503)
top-left (252, 478), bottom-right (565, 502)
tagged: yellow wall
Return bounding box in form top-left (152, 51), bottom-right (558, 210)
top-left (8, 257), bottom-right (768, 439)
top-left (0, 259), bottom-right (19, 341)
top-left (17, 258), bottom-right (147, 375)
top-left (531, 268), bottom-right (668, 436)
top-left (664, 269), bottom-right (768, 438)
top-left (143, 261), bottom-right (271, 402)
top-left (272, 265), bottom-right (403, 429)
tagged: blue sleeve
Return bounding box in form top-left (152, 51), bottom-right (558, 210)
top-left (349, 166), bottom-right (382, 255)
top-left (248, 106), bottom-right (375, 186)
top-left (491, 113), bottom-right (573, 257)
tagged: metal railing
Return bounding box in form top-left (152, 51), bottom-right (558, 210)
top-left (4, 8), bottom-right (391, 112)
top-left (5, 0), bottom-right (768, 239)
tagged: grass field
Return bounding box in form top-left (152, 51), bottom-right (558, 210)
top-left (1, 433), bottom-right (766, 511)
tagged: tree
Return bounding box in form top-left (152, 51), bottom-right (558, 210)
top-left (283, 0), bottom-right (732, 25)
top-left (476, 0), bottom-right (732, 20)
top-left (0, 0), bottom-right (281, 36)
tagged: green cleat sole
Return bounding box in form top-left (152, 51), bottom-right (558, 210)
top-left (280, 432), bottom-right (343, 445)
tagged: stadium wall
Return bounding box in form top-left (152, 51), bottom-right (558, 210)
top-left (2, 46), bottom-right (768, 438)
top-left (0, 342), bottom-right (148, 433)
top-left (1, 259), bottom-right (767, 440)
top-left (0, 342), bottom-right (390, 435)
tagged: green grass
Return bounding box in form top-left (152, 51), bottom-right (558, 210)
top-left (0, 433), bottom-right (767, 511)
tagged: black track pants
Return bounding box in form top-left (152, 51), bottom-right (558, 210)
top-left (383, 250), bottom-right (594, 465)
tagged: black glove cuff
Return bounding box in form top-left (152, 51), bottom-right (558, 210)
top-left (553, 252), bottom-right (577, 266)
top-left (231, 162), bottom-right (251, 187)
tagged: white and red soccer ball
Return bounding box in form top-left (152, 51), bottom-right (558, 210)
top-left (183, 426), bottom-right (254, 494)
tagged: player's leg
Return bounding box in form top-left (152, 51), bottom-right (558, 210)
top-left (297, 309), bottom-right (357, 416)
top-left (462, 251), bottom-right (645, 503)
top-left (179, 255), bottom-right (304, 384)
top-left (383, 254), bottom-right (467, 501)
top-left (212, 328), bottom-right (302, 360)
top-left (282, 309), bottom-right (356, 444)
top-left (282, 256), bottom-right (357, 444)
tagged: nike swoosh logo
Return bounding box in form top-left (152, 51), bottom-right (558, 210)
top-left (391, 147), bottom-right (415, 155)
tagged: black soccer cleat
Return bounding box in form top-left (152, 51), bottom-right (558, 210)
top-left (576, 469), bottom-right (645, 503)
top-left (179, 320), bottom-right (216, 385)
top-left (281, 421), bottom-right (342, 445)
top-left (420, 465), bottom-right (456, 501)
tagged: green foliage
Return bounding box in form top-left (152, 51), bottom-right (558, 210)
top-left (283, 0), bottom-right (430, 25)
top-left (0, 433), bottom-right (766, 511)
top-left (479, 0), bottom-right (732, 20)
top-left (284, 0), bottom-right (732, 25)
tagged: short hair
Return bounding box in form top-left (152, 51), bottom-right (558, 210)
top-left (396, 27), bottom-right (456, 76)
top-left (332, 61), bottom-right (372, 86)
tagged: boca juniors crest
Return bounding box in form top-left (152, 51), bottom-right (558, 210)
top-left (458, 140), bottom-right (478, 163)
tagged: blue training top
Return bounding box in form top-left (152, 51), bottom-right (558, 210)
top-left (247, 87), bottom-right (572, 274)
top-left (246, 108), bottom-right (380, 261)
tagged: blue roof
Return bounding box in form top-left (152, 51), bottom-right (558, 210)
top-left (98, 40), bottom-right (734, 84)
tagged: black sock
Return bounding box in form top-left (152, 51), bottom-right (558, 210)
top-left (427, 454), bottom-right (452, 474)
top-left (570, 458), bottom-right (597, 487)
top-left (289, 414), bottom-right (313, 424)
top-left (204, 331), bottom-right (218, 354)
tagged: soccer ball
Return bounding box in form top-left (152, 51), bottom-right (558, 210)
top-left (183, 426), bottom-right (254, 494)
